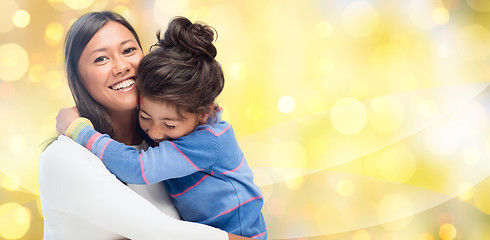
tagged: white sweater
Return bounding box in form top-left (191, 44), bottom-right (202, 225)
top-left (39, 135), bottom-right (227, 240)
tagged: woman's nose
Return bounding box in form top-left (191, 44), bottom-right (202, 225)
top-left (112, 57), bottom-right (129, 75)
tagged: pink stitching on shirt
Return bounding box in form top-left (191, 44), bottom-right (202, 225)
top-left (86, 133), bottom-right (102, 151)
top-left (210, 195), bottom-right (263, 220)
top-left (140, 153), bottom-right (150, 184)
top-left (169, 174), bottom-right (209, 197)
top-left (250, 231), bottom-right (266, 239)
top-left (99, 139), bottom-right (113, 160)
top-left (168, 141), bottom-right (202, 171)
top-left (221, 155), bottom-right (244, 175)
top-left (205, 124), bottom-right (230, 137)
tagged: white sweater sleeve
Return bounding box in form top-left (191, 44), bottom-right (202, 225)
top-left (39, 135), bottom-right (228, 240)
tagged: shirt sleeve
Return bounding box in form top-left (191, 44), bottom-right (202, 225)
top-left (67, 120), bottom-right (218, 184)
top-left (39, 135), bottom-right (228, 240)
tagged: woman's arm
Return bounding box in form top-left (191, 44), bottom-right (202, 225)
top-left (63, 118), bottom-right (217, 184)
top-left (39, 135), bottom-right (228, 240)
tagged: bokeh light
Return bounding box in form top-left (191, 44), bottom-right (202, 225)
top-left (44, 22), bottom-right (65, 46)
top-left (438, 223), bottom-right (457, 240)
top-left (0, 202), bottom-right (31, 239)
top-left (456, 24), bottom-right (490, 62)
top-left (0, 43), bottom-right (29, 82)
top-left (278, 96), bottom-right (295, 114)
top-left (230, 62), bottom-right (247, 81)
top-left (12, 10), bottom-right (30, 28)
top-left (2, 173), bottom-right (21, 192)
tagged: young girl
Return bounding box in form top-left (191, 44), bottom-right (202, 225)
top-left (57, 16), bottom-right (267, 239)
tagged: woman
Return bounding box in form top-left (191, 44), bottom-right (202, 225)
top-left (38, 11), bottom-right (253, 240)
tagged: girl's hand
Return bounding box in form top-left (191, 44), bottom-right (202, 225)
top-left (56, 107), bottom-right (80, 135)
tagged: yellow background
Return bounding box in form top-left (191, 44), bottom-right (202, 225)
top-left (1, 0), bottom-right (490, 239)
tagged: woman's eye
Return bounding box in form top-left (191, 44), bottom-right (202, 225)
top-left (94, 56), bottom-right (108, 63)
top-left (165, 124), bottom-right (175, 129)
top-left (123, 47), bottom-right (137, 54)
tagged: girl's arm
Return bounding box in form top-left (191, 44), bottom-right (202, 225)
top-left (39, 135), bottom-right (228, 240)
top-left (63, 118), bottom-right (217, 184)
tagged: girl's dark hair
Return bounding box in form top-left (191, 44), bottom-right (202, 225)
top-left (65, 11), bottom-right (142, 139)
top-left (137, 16), bottom-right (224, 120)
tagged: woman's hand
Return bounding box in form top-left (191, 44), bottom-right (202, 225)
top-left (56, 106), bottom-right (80, 135)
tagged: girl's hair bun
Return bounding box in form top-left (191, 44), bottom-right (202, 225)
top-left (156, 16), bottom-right (217, 60)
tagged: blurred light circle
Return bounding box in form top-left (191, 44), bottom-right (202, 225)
top-left (330, 97), bottom-right (367, 135)
top-left (376, 145), bottom-right (416, 183)
top-left (0, 0), bottom-right (17, 33)
top-left (0, 82), bottom-right (15, 99)
top-left (2, 173), bottom-right (20, 192)
top-left (113, 5), bottom-right (130, 20)
top-left (342, 0), bottom-right (379, 38)
top-left (377, 194), bottom-right (413, 231)
top-left (44, 22), bottom-right (65, 46)
top-left (352, 230), bottom-right (370, 240)
top-left (12, 10), bottom-right (30, 28)
top-left (43, 70), bottom-right (63, 90)
top-left (0, 202), bottom-right (31, 239)
top-left (466, 0), bottom-right (490, 12)
top-left (409, 0), bottom-right (439, 29)
top-left (230, 62), bottom-right (247, 81)
top-left (278, 96), bottom-right (295, 114)
top-left (433, 7), bottom-right (450, 25)
top-left (474, 178), bottom-right (490, 214)
top-left (0, 43), bottom-right (29, 82)
top-left (368, 96), bottom-right (405, 133)
top-left (457, 181), bottom-right (474, 201)
top-left (336, 178), bottom-right (355, 197)
top-left (63, 0), bottom-right (93, 9)
top-left (456, 24), bottom-right (490, 62)
top-left (285, 174), bottom-right (304, 190)
top-left (28, 64), bottom-right (45, 82)
top-left (438, 223), bottom-right (457, 240)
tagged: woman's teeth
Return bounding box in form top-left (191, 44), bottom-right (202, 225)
top-left (110, 79), bottom-right (135, 90)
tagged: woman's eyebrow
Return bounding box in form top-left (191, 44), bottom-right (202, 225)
top-left (89, 39), bottom-right (136, 56)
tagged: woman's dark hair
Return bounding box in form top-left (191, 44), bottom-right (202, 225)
top-left (65, 11), bottom-right (142, 139)
top-left (137, 16), bottom-right (224, 120)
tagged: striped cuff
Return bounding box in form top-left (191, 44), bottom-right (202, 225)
top-left (65, 117), bottom-right (94, 140)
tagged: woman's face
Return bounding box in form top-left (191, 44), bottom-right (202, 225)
top-left (77, 21), bottom-right (143, 114)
